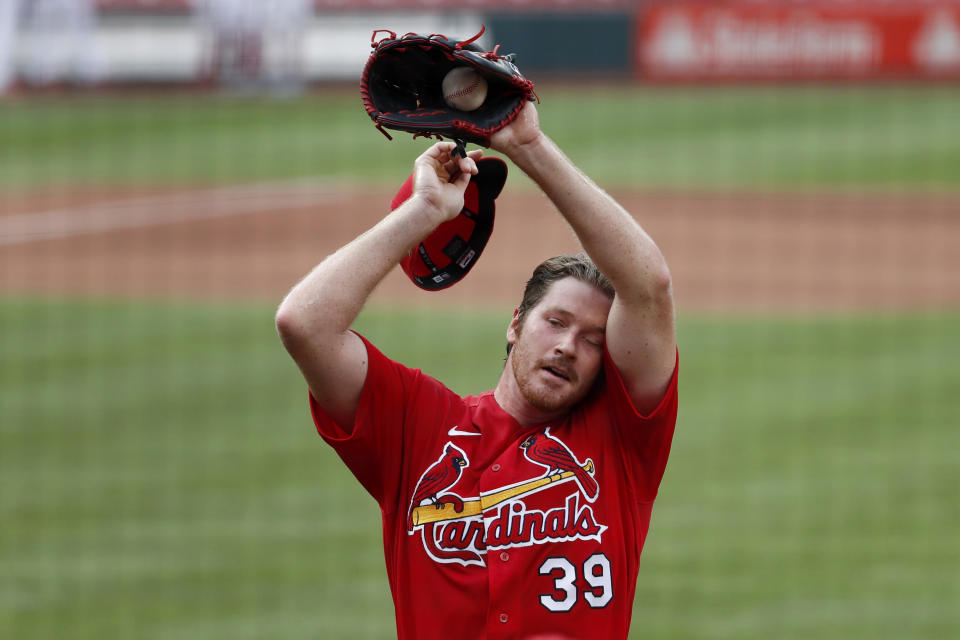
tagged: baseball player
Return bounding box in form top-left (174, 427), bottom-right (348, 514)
top-left (276, 101), bottom-right (678, 639)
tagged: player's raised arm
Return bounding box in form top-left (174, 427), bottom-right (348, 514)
top-left (491, 103), bottom-right (676, 415)
top-left (275, 143), bottom-right (479, 428)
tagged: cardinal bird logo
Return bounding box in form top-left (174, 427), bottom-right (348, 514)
top-left (520, 428), bottom-right (599, 502)
top-left (408, 443), bottom-right (469, 531)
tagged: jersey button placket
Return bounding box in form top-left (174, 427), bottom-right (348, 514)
top-left (482, 450), bottom-right (522, 639)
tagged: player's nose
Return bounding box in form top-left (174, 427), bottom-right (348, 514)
top-left (553, 330), bottom-right (578, 357)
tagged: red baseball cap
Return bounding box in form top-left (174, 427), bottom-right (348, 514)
top-left (394, 156), bottom-right (507, 291)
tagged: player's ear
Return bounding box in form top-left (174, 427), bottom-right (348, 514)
top-left (506, 307), bottom-right (521, 344)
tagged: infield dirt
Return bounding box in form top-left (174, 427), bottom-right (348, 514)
top-left (1, 184), bottom-right (957, 312)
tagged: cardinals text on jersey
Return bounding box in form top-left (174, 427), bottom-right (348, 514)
top-left (407, 428), bottom-right (606, 567)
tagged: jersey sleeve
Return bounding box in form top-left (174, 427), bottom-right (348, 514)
top-left (601, 347), bottom-right (679, 502)
top-left (308, 333), bottom-right (452, 513)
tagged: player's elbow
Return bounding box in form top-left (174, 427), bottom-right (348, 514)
top-left (613, 259), bottom-right (673, 311)
top-left (649, 263), bottom-right (674, 302)
top-left (275, 290), bottom-right (348, 359)
top-left (275, 298), bottom-right (310, 351)
top-left (629, 258), bottom-right (672, 307)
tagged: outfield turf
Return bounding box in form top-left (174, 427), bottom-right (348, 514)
top-left (1, 300), bottom-right (957, 638)
top-left (2, 85), bottom-right (959, 189)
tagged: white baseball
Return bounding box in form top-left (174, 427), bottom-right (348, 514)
top-left (442, 67), bottom-right (487, 111)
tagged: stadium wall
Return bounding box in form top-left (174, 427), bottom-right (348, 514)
top-left (6, 1), bottom-right (960, 85)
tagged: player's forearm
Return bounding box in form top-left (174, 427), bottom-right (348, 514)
top-left (276, 199), bottom-right (436, 343)
top-left (277, 142), bottom-right (478, 350)
top-left (509, 134), bottom-right (672, 302)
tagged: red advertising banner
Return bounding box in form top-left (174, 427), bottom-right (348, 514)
top-left (638, 1), bottom-right (960, 80)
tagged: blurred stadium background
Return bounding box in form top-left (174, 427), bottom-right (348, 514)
top-left (1, 1), bottom-right (958, 638)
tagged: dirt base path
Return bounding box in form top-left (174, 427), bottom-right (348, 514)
top-left (1, 183), bottom-right (957, 312)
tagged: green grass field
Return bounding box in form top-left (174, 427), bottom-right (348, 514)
top-left (2, 301), bottom-right (957, 638)
top-left (2, 85), bottom-right (958, 638)
top-left (2, 84), bottom-right (959, 189)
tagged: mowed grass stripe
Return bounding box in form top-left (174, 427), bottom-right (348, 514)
top-left (1, 85), bottom-right (958, 189)
top-left (1, 299), bottom-right (957, 638)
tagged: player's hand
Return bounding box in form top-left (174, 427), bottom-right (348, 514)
top-left (489, 101), bottom-right (543, 157)
top-left (412, 142), bottom-right (482, 226)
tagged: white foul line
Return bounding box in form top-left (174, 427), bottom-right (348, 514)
top-left (0, 179), bottom-right (350, 247)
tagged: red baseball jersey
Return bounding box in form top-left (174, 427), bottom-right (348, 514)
top-left (310, 334), bottom-right (679, 640)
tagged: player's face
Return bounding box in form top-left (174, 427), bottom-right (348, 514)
top-left (507, 277), bottom-right (612, 417)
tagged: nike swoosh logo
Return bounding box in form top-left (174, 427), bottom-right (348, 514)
top-left (447, 425), bottom-right (481, 437)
